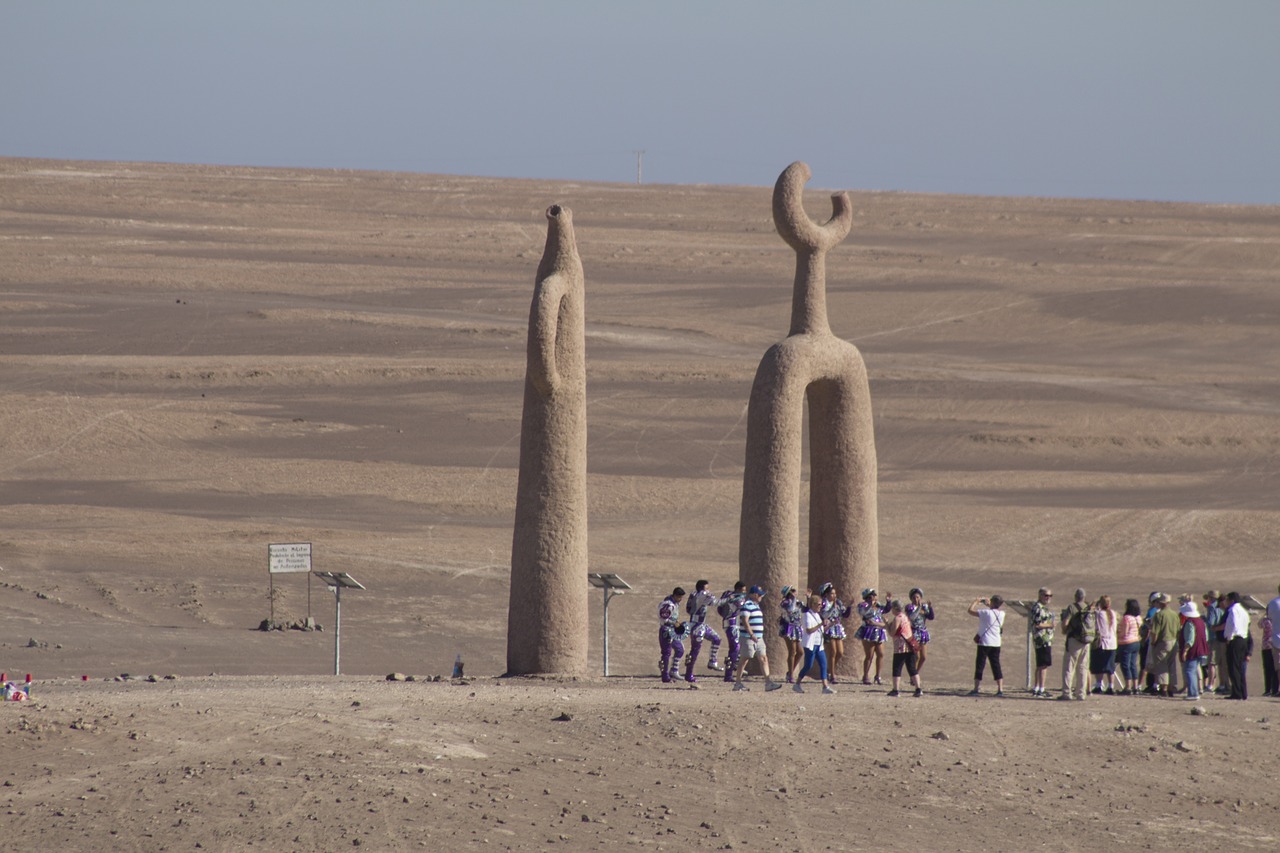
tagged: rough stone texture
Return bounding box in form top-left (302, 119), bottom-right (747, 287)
top-left (740, 162), bottom-right (879, 671)
top-left (506, 204), bottom-right (589, 676)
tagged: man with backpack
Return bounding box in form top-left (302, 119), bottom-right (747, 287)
top-left (1060, 588), bottom-right (1096, 701)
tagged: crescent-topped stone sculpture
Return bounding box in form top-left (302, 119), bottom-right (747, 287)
top-left (506, 204), bottom-right (589, 676)
top-left (739, 162), bottom-right (879, 672)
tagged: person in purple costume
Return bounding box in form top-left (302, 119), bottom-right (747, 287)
top-left (657, 587), bottom-right (688, 684)
top-left (817, 583), bottom-right (853, 683)
top-left (856, 587), bottom-right (892, 685)
top-left (683, 579), bottom-right (724, 683)
top-left (718, 581), bottom-right (747, 682)
top-left (905, 588), bottom-right (936, 674)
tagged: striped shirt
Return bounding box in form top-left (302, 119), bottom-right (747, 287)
top-left (738, 599), bottom-right (765, 641)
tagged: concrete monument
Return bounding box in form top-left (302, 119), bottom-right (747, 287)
top-left (739, 162), bottom-right (879, 670)
top-left (506, 204), bottom-right (589, 676)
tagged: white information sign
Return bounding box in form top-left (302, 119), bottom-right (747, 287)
top-left (268, 542), bottom-right (313, 574)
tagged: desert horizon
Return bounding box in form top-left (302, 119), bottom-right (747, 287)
top-left (4, 156), bottom-right (1280, 849)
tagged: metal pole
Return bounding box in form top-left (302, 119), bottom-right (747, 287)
top-left (602, 586), bottom-right (611, 676)
top-left (1026, 615), bottom-right (1033, 690)
top-left (334, 586), bottom-right (342, 676)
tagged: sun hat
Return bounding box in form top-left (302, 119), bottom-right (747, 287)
top-left (1149, 591), bottom-right (1162, 603)
top-left (781, 585), bottom-right (795, 597)
top-left (1180, 602), bottom-right (1200, 617)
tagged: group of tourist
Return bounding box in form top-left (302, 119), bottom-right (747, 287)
top-left (970, 585), bottom-right (1279, 700)
top-left (659, 581), bottom-right (1280, 701)
top-left (657, 580), bottom-right (935, 696)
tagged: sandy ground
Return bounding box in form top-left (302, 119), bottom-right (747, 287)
top-left (3, 157), bottom-right (1280, 849)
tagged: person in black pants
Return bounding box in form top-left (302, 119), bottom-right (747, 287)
top-left (967, 595), bottom-right (1006, 696)
top-left (1222, 591), bottom-right (1252, 700)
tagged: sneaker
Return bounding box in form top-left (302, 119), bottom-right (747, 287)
top-left (967, 688), bottom-right (980, 696)
top-left (1105, 688), bottom-right (1116, 695)
top-left (793, 683), bottom-right (805, 694)
top-left (822, 686), bottom-right (837, 695)
top-left (732, 682), bottom-right (748, 692)
top-left (886, 690), bottom-right (900, 697)
top-left (913, 688), bottom-right (923, 697)
top-left (995, 691), bottom-right (1005, 698)
top-left (764, 680), bottom-right (782, 692)
top-left (1056, 694), bottom-right (1074, 701)
top-left (1091, 687), bottom-right (1103, 695)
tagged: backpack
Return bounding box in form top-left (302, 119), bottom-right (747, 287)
top-left (1066, 604), bottom-right (1097, 644)
top-left (716, 593), bottom-right (735, 620)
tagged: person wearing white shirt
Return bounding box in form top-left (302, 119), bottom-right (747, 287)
top-left (1222, 591), bottom-right (1252, 700)
top-left (967, 595), bottom-right (1006, 697)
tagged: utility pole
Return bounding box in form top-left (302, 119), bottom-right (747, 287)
top-left (635, 150), bottom-right (644, 185)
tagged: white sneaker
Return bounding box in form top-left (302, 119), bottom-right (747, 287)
top-left (732, 682), bottom-right (748, 692)
top-left (792, 683), bottom-right (805, 694)
top-left (822, 686), bottom-right (837, 695)
top-left (765, 680), bottom-right (782, 692)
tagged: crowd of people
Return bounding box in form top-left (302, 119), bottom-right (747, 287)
top-left (657, 581), bottom-right (1280, 701)
top-left (657, 581), bottom-right (934, 696)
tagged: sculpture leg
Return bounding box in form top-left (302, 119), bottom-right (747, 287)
top-left (806, 374), bottom-right (878, 629)
top-left (740, 350), bottom-right (806, 667)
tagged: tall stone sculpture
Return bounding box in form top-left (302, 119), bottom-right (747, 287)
top-left (739, 162), bottom-right (879, 671)
top-left (506, 204), bottom-right (589, 676)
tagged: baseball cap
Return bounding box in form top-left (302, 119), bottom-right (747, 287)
top-left (749, 585), bottom-right (766, 596)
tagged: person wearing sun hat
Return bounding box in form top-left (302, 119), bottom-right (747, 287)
top-left (1146, 593), bottom-right (1181, 697)
top-left (1177, 597), bottom-right (1209, 700)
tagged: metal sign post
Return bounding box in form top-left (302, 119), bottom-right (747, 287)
top-left (588, 572), bottom-right (631, 676)
top-left (314, 571), bottom-right (365, 675)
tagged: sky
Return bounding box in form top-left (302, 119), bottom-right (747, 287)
top-left (3, 1), bottom-right (1277, 204)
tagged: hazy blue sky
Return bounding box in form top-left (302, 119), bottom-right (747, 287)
top-left (3, 1), bottom-right (1277, 203)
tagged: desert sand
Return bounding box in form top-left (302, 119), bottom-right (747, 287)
top-left (3, 157), bottom-right (1280, 850)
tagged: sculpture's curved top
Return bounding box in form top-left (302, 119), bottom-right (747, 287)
top-left (772, 161), bottom-right (852, 255)
top-left (772, 162), bottom-right (852, 337)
